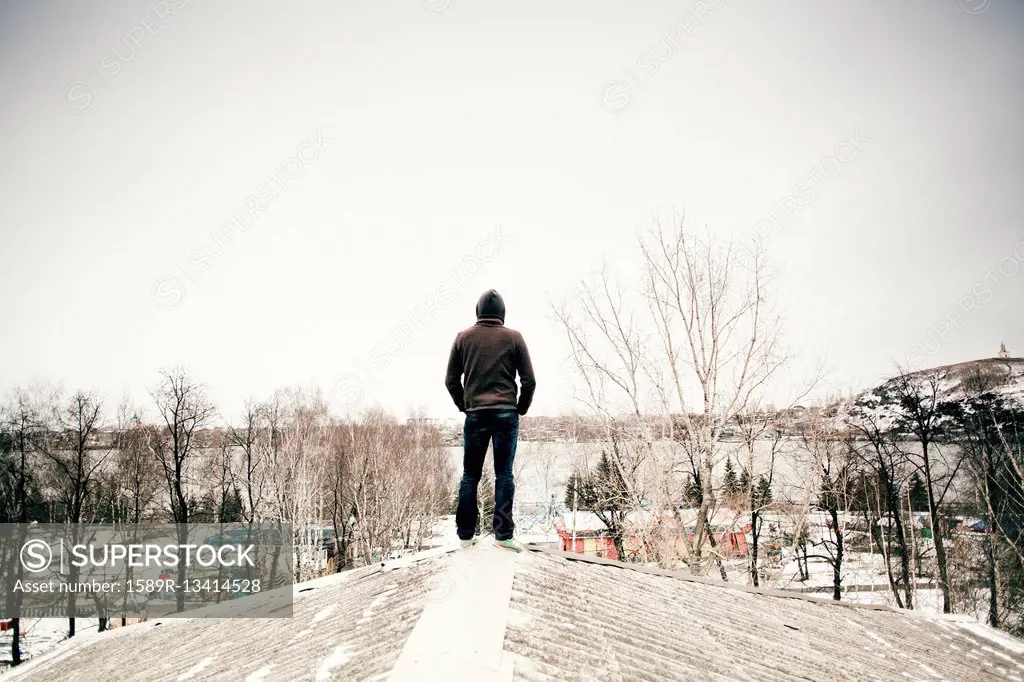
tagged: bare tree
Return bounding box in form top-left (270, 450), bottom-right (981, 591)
top-left (109, 402), bottom-right (162, 626)
top-left (111, 403), bottom-right (162, 524)
top-left (326, 420), bottom-right (355, 572)
top-left (946, 367), bottom-right (1024, 630)
top-left (847, 395), bottom-right (916, 609)
top-left (265, 388), bottom-right (331, 581)
top-left (886, 368), bottom-right (962, 614)
top-left (553, 266), bottom-right (655, 501)
top-left (554, 215), bottom-right (786, 577)
top-left (735, 410), bottom-right (785, 586)
top-left (640, 219), bottom-right (786, 577)
top-left (196, 430), bottom-right (244, 523)
top-left (228, 398), bottom-right (272, 526)
top-left (37, 390), bottom-right (115, 636)
top-left (0, 388), bottom-right (48, 667)
top-left (799, 402), bottom-right (854, 601)
top-left (226, 398), bottom-right (274, 582)
top-left (149, 368), bottom-right (215, 613)
top-left (528, 440), bottom-right (569, 525)
top-left (335, 410), bottom-right (453, 569)
top-left (776, 501), bottom-right (811, 583)
top-left (402, 414), bottom-right (455, 550)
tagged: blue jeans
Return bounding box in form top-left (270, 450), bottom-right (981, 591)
top-left (456, 409), bottom-right (518, 541)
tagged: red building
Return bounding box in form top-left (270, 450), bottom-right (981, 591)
top-left (555, 514), bottom-right (622, 559)
top-left (555, 511), bottom-right (748, 561)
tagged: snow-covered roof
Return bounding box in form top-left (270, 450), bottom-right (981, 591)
top-left (7, 543), bottom-right (1024, 680)
top-left (659, 506), bottom-right (749, 530)
top-left (555, 511), bottom-right (610, 532)
top-left (554, 508), bottom-right (750, 536)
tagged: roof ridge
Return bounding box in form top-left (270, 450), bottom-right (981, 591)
top-left (389, 543), bottom-right (516, 680)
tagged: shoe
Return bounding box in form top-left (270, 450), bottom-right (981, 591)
top-left (494, 538), bottom-right (524, 553)
top-left (460, 537), bottom-right (478, 549)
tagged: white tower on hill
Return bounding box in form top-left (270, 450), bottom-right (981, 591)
top-left (998, 342), bottom-right (1010, 359)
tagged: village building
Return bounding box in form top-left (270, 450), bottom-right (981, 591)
top-left (554, 509), bottom-right (749, 562)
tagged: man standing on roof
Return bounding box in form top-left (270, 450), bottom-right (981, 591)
top-left (445, 289), bottom-right (536, 553)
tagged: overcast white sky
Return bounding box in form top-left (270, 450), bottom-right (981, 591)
top-left (1, 0), bottom-right (1022, 421)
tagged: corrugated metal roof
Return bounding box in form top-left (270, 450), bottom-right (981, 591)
top-left (5, 553), bottom-right (447, 681)
top-left (507, 549), bottom-right (1024, 681)
top-left (6, 544), bottom-right (1024, 681)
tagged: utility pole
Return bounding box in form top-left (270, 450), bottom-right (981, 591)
top-left (571, 485), bottom-right (578, 553)
top-left (906, 484), bottom-right (919, 607)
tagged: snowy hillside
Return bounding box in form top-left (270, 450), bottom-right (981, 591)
top-left (851, 356), bottom-right (1024, 428)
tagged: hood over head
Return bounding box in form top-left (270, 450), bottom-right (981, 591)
top-left (475, 289), bottom-right (505, 321)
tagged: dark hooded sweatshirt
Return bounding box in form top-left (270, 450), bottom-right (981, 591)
top-left (445, 290), bottom-right (536, 414)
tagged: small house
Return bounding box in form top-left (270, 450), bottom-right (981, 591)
top-left (554, 509), bottom-right (749, 561)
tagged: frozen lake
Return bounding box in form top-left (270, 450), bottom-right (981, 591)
top-left (445, 438), bottom-right (814, 510)
top-left (446, 437), bottom-right (973, 510)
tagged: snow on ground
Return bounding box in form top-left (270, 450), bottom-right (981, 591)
top-left (734, 548), bottom-right (988, 622)
top-left (0, 618), bottom-right (100, 670)
top-left (769, 550), bottom-right (892, 590)
top-left (826, 587), bottom-right (946, 613)
top-left (422, 514), bottom-right (561, 548)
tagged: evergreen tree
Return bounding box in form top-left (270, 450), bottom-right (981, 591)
top-left (594, 450), bottom-right (628, 512)
top-left (91, 478), bottom-right (119, 523)
top-left (567, 451), bottom-right (628, 513)
top-left (564, 470), bottom-right (586, 509)
top-left (739, 467), bottom-right (751, 498)
top-left (908, 471), bottom-right (929, 512)
top-left (564, 447), bottom-right (632, 559)
top-left (722, 457), bottom-right (739, 498)
top-left (685, 473), bottom-right (703, 506)
top-left (0, 435), bottom-right (49, 523)
top-left (754, 475), bottom-right (774, 508)
top-left (219, 485), bottom-right (245, 523)
top-left (190, 488), bottom-right (244, 524)
top-left (847, 472), bottom-right (879, 514)
top-left (192, 493), bottom-right (217, 523)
